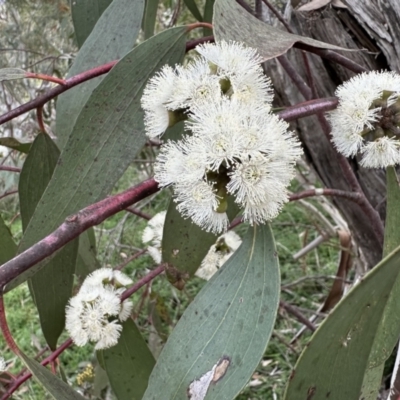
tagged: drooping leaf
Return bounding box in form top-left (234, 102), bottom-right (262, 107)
top-left (213, 0), bottom-right (348, 61)
top-left (0, 214), bottom-right (17, 264)
top-left (142, 0), bottom-right (159, 39)
top-left (100, 319), bottom-right (156, 400)
top-left (19, 133), bottom-right (78, 350)
top-left (19, 351), bottom-right (85, 400)
top-left (56, 0), bottom-right (144, 149)
top-left (7, 27), bottom-right (187, 292)
top-left (0, 68), bottom-right (26, 82)
top-left (359, 167), bottom-right (400, 398)
top-left (184, 0), bottom-right (203, 21)
top-left (284, 244), bottom-right (400, 400)
top-left (70, 0), bottom-right (113, 48)
top-left (144, 224), bottom-right (280, 400)
top-left (0, 137), bottom-right (32, 154)
top-left (203, 0), bottom-right (214, 36)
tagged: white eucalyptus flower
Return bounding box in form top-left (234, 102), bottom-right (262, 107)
top-left (66, 268), bottom-right (133, 349)
top-left (142, 211), bottom-right (167, 263)
top-left (329, 71), bottom-right (400, 167)
top-left (141, 65), bottom-right (178, 138)
top-left (0, 357), bottom-right (6, 372)
top-left (196, 231), bottom-right (242, 280)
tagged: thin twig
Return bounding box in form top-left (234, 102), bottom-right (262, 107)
top-left (0, 190), bottom-right (18, 201)
top-left (36, 106), bottom-right (46, 134)
top-left (186, 36), bottom-right (214, 52)
top-left (114, 249), bottom-right (147, 271)
top-left (0, 166), bottom-right (21, 173)
top-left (293, 43), bottom-right (368, 74)
top-left (125, 207), bottom-right (152, 220)
top-left (280, 300), bottom-right (316, 332)
top-left (0, 179), bottom-right (159, 289)
top-left (25, 72), bottom-right (66, 86)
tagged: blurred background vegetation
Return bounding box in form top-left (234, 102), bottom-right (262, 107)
top-left (0, 0), bottom-right (356, 398)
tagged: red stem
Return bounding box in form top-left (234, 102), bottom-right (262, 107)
top-left (0, 166), bottom-right (21, 173)
top-left (0, 178), bottom-right (159, 289)
top-left (36, 106), bottom-right (46, 133)
top-left (0, 61), bottom-right (118, 126)
top-left (25, 72), bottom-right (66, 86)
top-left (0, 295), bottom-right (19, 355)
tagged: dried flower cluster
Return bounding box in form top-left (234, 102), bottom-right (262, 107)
top-left (141, 41), bottom-right (302, 233)
top-left (142, 211), bottom-right (241, 280)
top-left (329, 71), bottom-right (400, 168)
top-left (65, 268), bottom-right (133, 350)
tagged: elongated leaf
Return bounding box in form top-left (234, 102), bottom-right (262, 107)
top-left (142, 0), bottom-right (159, 39)
top-left (0, 137), bottom-right (31, 154)
top-left (203, 0), bottom-right (214, 36)
top-left (7, 27), bottom-right (187, 292)
top-left (0, 214), bottom-right (17, 264)
top-left (100, 319), bottom-right (155, 400)
top-left (19, 133), bottom-right (78, 349)
top-left (359, 167), bottom-right (400, 397)
top-left (144, 224), bottom-right (280, 400)
top-left (184, 0), bottom-right (203, 21)
top-left (284, 244), bottom-right (400, 400)
top-left (71, 0), bottom-right (113, 48)
top-left (56, 0), bottom-right (144, 149)
top-left (213, 0), bottom-right (348, 61)
top-left (0, 68), bottom-right (26, 82)
top-left (19, 351), bottom-right (85, 400)
top-left (162, 196), bottom-right (239, 287)
top-left (75, 228), bottom-right (99, 278)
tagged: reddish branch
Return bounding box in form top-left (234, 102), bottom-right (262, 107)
top-left (277, 97), bottom-right (338, 121)
top-left (25, 72), bottom-right (66, 86)
top-left (0, 178), bottom-right (159, 289)
top-left (0, 166), bottom-right (21, 173)
top-left (0, 60), bottom-right (118, 126)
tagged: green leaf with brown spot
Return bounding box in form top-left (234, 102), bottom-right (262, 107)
top-left (144, 224), bottom-right (280, 400)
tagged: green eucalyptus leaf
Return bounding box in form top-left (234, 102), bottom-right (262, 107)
top-left (7, 27), bottom-right (187, 293)
top-left (144, 224), bottom-right (280, 400)
top-left (0, 68), bottom-right (26, 82)
top-left (0, 137), bottom-right (32, 154)
top-left (0, 214), bottom-right (17, 264)
top-left (184, 0), bottom-right (203, 21)
top-left (70, 0), bottom-right (113, 48)
top-left (19, 351), bottom-right (85, 400)
top-left (56, 0), bottom-right (144, 149)
top-left (359, 166), bottom-right (400, 398)
top-left (19, 133), bottom-right (78, 350)
top-left (162, 195), bottom-right (240, 288)
top-left (142, 0), bottom-right (159, 39)
top-left (100, 319), bottom-right (156, 400)
top-left (203, 0), bottom-right (214, 36)
top-left (284, 243), bottom-right (400, 400)
top-left (213, 0), bottom-right (348, 61)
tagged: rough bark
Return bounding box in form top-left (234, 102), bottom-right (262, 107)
top-left (262, 2), bottom-right (398, 268)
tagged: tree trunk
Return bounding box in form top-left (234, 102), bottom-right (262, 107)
top-left (261, 1), bottom-right (399, 269)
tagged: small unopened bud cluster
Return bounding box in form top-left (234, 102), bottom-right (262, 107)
top-left (65, 268), bottom-right (133, 350)
top-left (141, 41), bottom-right (302, 233)
top-left (329, 71), bottom-right (400, 168)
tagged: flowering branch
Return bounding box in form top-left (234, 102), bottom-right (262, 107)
top-left (0, 178), bottom-right (159, 289)
top-left (0, 264), bottom-right (165, 400)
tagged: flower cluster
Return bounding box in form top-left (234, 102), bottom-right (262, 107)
top-left (65, 268), bottom-right (133, 350)
top-left (142, 41), bottom-right (302, 233)
top-left (142, 211), bottom-right (242, 280)
top-left (197, 231), bottom-right (242, 280)
top-left (329, 71), bottom-right (400, 168)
